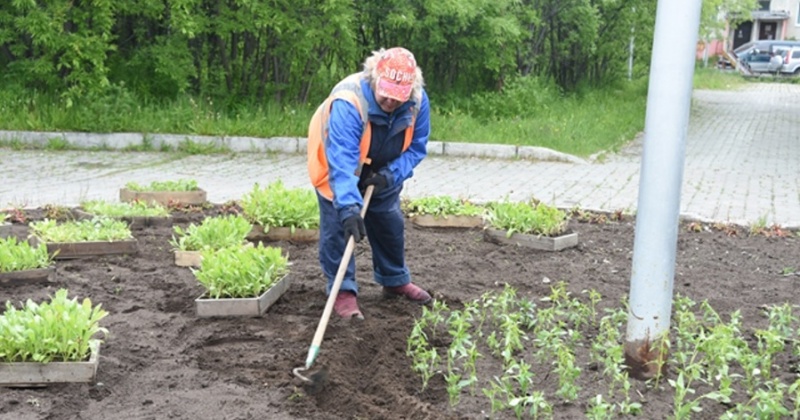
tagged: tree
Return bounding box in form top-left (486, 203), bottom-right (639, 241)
top-left (698, 0), bottom-right (759, 66)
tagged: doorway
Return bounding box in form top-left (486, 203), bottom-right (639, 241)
top-left (733, 22), bottom-right (753, 49)
top-left (759, 22), bottom-right (777, 40)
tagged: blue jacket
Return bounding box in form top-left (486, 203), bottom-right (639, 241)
top-left (326, 78), bottom-right (430, 221)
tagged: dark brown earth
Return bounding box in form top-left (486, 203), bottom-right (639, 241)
top-left (1, 206), bottom-right (798, 420)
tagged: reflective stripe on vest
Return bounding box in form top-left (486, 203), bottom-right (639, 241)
top-left (307, 74), bottom-right (417, 200)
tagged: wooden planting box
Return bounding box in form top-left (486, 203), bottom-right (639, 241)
top-left (0, 266), bottom-right (55, 286)
top-left (246, 225), bottom-right (319, 243)
top-left (41, 239), bottom-right (138, 259)
top-left (484, 228), bottom-right (579, 251)
top-left (120, 188), bottom-right (207, 206)
top-left (411, 214), bottom-right (484, 229)
top-left (0, 340), bottom-right (101, 387)
top-left (0, 223), bottom-right (12, 238)
top-left (174, 250), bottom-right (203, 267)
top-left (195, 275), bottom-right (291, 317)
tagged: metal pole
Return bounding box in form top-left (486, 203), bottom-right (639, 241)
top-left (624, 0), bottom-right (701, 380)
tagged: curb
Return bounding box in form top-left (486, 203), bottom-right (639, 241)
top-left (0, 130), bottom-right (588, 165)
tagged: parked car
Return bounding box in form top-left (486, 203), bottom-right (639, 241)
top-left (733, 40), bottom-right (800, 74)
top-left (773, 45), bottom-right (800, 75)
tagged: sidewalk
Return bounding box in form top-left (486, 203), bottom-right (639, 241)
top-left (1, 83), bottom-right (798, 228)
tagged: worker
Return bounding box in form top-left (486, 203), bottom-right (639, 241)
top-left (307, 47), bottom-right (432, 320)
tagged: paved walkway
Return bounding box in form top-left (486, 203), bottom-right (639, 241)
top-left (1, 83), bottom-right (798, 228)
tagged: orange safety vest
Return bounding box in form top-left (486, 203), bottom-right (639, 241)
top-left (307, 73), bottom-right (416, 200)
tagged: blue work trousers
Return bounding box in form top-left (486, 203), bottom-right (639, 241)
top-left (317, 185), bottom-right (410, 296)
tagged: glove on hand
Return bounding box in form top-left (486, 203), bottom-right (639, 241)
top-left (361, 168), bottom-right (393, 194)
top-left (342, 214), bottom-right (366, 242)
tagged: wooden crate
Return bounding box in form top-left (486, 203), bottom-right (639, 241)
top-left (411, 214), bottom-right (484, 228)
top-left (195, 275), bottom-right (291, 317)
top-left (120, 188), bottom-right (207, 206)
top-left (246, 225), bottom-right (319, 243)
top-left (0, 266), bottom-right (55, 286)
top-left (0, 340), bottom-right (101, 387)
top-left (43, 239), bottom-right (138, 259)
top-left (484, 228), bottom-right (579, 251)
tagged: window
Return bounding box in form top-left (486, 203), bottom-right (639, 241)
top-left (758, 1), bottom-right (770, 11)
top-left (797, 3), bottom-right (800, 25)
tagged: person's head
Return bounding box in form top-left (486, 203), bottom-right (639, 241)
top-left (363, 47), bottom-right (424, 113)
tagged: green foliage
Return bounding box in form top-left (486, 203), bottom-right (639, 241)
top-left (486, 200), bottom-right (569, 237)
top-left (0, 0), bottom-right (116, 103)
top-left (240, 181), bottom-right (319, 231)
top-left (170, 215), bottom-right (252, 252)
top-left (433, 78), bottom-right (648, 156)
top-left (193, 243), bottom-right (289, 299)
top-left (0, 289), bottom-right (108, 363)
top-left (1, 0), bottom-right (656, 104)
top-left (125, 179), bottom-right (199, 192)
top-left (81, 200), bottom-right (170, 218)
top-left (408, 286), bottom-right (800, 418)
top-left (30, 218), bottom-right (133, 243)
top-left (403, 196), bottom-right (483, 218)
top-left (0, 237), bottom-right (52, 273)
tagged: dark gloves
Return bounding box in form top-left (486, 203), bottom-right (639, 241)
top-left (342, 214), bottom-right (366, 242)
top-left (361, 168), bottom-right (394, 194)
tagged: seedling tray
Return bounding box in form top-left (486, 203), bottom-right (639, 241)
top-left (195, 275), bottom-right (291, 317)
top-left (40, 239), bottom-right (138, 259)
top-left (0, 340), bottom-right (101, 387)
top-left (73, 209), bottom-right (172, 230)
top-left (484, 228), bottom-right (579, 251)
top-left (0, 266), bottom-right (55, 285)
top-left (120, 187), bottom-right (207, 206)
top-left (246, 225), bottom-right (319, 243)
top-left (411, 214), bottom-right (484, 228)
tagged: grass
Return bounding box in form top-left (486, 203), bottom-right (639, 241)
top-left (0, 81), bottom-right (648, 158)
top-left (692, 66), bottom-right (748, 90)
top-left (1, 68), bottom-right (784, 158)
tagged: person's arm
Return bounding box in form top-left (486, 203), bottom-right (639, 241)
top-left (326, 99), bottom-right (365, 220)
top-left (384, 90), bottom-right (430, 184)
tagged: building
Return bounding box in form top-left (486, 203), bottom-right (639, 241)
top-left (699, 0), bottom-right (800, 59)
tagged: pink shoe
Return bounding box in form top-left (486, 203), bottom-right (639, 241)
top-left (334, 291), bottom-right (364, 320)
top-left (383, 283), bottom-right (432, 305)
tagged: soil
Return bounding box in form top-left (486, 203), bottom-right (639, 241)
top-left (1, 206), bottom-right (799, 420)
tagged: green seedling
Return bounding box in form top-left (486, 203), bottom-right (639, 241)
top-left (0, 237), bottom-right (52, 272)
top-left (30, 218), bottom-right (133, 242)
top-left (81, 200), bottom-right (169, 217)
top-left (125, 179), bottom-right (199, 192)
top-left (0, 289), bottom-right (108, 363)
top-left (485, 199), bottom-right (568, 237)
top-left (240, 180), bottom-right (319, 231)
top-left (170, 214), bottom-right (251, 251)
top-left (403, 195), bottom-right (484, 218)
top-left (192, 243), bottom-right (289, 299)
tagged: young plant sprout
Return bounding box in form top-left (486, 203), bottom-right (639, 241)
top-left (125, 179), bottom-right (199, 192)
top-left (81, 200), bottom-right (169, 218)
top-left (485, 199), bottom-right (568, 237)
top-left (193, 243), bottom-right (289, 299)
top-left (30, 218), bottom-right (133, 242)
top-left (0, 289), bottom-right (108, 363)
top-left (403, 195), bottom-right (484, 218)
top-left (240, 180), bottom-right (319, 232)
top-left (0, 237), bottom-right (52, 272)
top-left (170, 214), bottom-right (251, 252)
